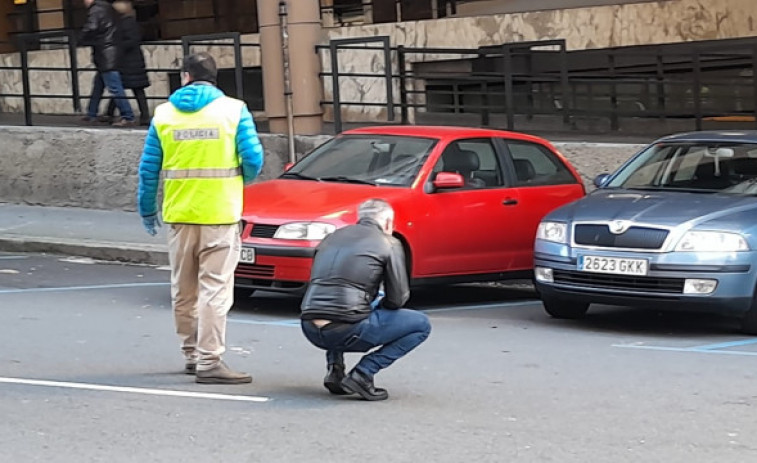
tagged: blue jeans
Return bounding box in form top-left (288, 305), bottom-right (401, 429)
top-left (87, 71), bottom-right (134, 121)
top-left (301, 308), bottom-right (431, 377)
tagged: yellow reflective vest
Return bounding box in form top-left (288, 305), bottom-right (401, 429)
top-left (153, 96), bottom-right (245, 224)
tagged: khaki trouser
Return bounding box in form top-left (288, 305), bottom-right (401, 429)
top-left (167, 223), bottom-right (240, 370)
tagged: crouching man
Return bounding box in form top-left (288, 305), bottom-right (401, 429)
top-left (300, 199), bottom-right (431, 401)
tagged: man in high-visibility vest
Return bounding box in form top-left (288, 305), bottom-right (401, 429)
top-left (137, 52), bottom-right (264, 384)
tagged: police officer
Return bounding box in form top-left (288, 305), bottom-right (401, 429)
top-left (137, 52), bottom-right (264, 384)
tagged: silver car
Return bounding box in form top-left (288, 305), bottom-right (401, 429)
top-left (534, 131), bottom-right (757, 333)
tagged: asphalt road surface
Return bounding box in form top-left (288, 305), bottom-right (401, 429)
top-left (1, 252), bottom-right (757, 462)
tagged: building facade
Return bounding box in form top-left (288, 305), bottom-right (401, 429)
top-left (1, 0), bottom-right (756, 134)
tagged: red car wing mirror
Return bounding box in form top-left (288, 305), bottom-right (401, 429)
top-left (433, 172), bottom-right (465, 189)
top-left (283, 162), bottom-right (295, 172)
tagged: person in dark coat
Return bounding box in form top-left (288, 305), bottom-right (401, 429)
top-left (80, 0), bottom-right (135, 126)
top-left (106, 0), bottom-right (151, 126)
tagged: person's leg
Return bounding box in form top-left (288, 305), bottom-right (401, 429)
top-left (301, 320), bottom-right (361, 395)
top-left (353, 308), bottom-right (432, 377)
top-left (166, 224), bottom-right (200, 373)
top-left (106, 98), bottom-right (117, 119)
top-left (100, 71), bottom-right (134, 121)
top-left (340, 309), bottom-right (430, 400)
top-left (194, 224), bottom-right (251, 384)
top-left (133, 88), bottom-right (151, 125)
top-left (86, 73), bottom-right (105, 119)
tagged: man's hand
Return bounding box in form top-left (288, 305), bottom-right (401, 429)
top-left (141, 214), bottom-right (161, 236)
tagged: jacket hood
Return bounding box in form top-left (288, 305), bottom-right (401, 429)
top-left (168, 83), bottom-right (223, 113)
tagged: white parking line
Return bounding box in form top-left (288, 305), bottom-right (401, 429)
top-left (0, 377), bottom-right (269, 402)
top-left (614, 343), bottom-right (757, 357)
top-left (0, 282), bottom-right (170, 294)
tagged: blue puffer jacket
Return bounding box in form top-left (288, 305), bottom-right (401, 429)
top-left (137, 83), bottom-right (265, 217)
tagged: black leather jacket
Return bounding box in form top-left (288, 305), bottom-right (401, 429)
top-left (301, 218), bottom-right (410, 323)
top-left (80, 0), bottom-right (119, 72)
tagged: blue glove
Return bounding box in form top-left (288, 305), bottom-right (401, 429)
top-left (141, 214), bottom-right (161, 236)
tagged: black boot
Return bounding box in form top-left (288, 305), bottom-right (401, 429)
top-left (324, 364), bottom-right (348, 395)
top-left (341, 369), bottom-right (389, 401)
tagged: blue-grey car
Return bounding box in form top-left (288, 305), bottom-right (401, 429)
top-left (534, 131), bottom-right (757, 333)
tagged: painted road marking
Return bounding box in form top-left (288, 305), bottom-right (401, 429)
top-left (0, 256), bottom-right (28, 260)
top-left (614, 338), bottom-right (757, 357)
top-left (0, 377), bottom-right (269, 403)
top-left (0, 282), bottom-right (170, 294)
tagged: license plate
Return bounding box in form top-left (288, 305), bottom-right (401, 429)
top-left (239, 247), bottom-right (256, 264)
top-left (578, 255), bottom-right (648, 276)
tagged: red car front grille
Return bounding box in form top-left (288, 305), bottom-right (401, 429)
top-left (236, 263), bottom-right (275, 278)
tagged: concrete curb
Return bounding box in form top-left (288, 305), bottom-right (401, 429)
top-left (0, 236), bottom-right (168, 266)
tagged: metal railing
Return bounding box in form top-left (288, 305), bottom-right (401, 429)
top-left (318, 36), bottom-right (757, 134)
top-left (0, 31), bottom-right (260, 126)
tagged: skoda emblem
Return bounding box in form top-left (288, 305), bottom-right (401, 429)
top-left (608, 220), bottom-right (631, 235)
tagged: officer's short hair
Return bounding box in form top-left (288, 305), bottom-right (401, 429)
top-left (358, 199), bottom-right (394, 225)
top-left (181, 52), bottom-right (218, 85)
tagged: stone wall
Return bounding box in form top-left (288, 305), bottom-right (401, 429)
top-left (322, 0), bottom-right (757, 122)
top-left (0, 126), bottom-right (642, 211)
top-left (0, 127), bottom-right (329, 211)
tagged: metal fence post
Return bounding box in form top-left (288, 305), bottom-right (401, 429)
top-left (693, 51), bottom-right (702, 131)
top-left (753, 45), bottom-right (757, 129)
top-left (232, 32), bottom-right (244, 100)
top-left (502, 45), bottom-right (514, 131)
top-left (397, 45), bottom-right (409, 124)
top-left (656, 48), bottom-right (665, 121)
top-left (609, 52), bottom-right (618, 131)
top-left (559, 43), bottom-right (570, 126)
top-left (382, 36), bottom-right (395, 122)
top-left (480, 81), bottom-right (489, 126)
top-left (68, 30), bottom-right (81, 113)
top-left (329, 40), bottom-right (342, 134)
top-left (20, 40), bottom-right (32, 126)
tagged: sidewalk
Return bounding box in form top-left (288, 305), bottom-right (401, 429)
top-left (0, 203), bottom-right (168, 265)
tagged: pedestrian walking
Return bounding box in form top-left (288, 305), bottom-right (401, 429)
top-left (105, 0), bottom-right (151, 126)
top-left (79, 0), bottom-right (135, 127)
top-left (137, 52), bottom-right (264, 384)
top-left (300, 199), bottom-right (432, 401)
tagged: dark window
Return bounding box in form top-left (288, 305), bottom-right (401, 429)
top-left (433, 138), bottom-right (503, 188)
top-left (504, 140), bottom-right (577, 186)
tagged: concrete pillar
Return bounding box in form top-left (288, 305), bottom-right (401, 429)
top-left (258, 0), bottom-right (323, 135)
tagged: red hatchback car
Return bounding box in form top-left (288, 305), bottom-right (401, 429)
top-left (235, 126), bottom-right (585, 295)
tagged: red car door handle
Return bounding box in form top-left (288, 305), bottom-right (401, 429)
top-left (502, 198), bottom-right (518, 206)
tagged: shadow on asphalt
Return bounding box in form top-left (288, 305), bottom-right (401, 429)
top-left (232, 282), bottom-right (539, 317)
top-left (539, 305), bottom-right (744, 337)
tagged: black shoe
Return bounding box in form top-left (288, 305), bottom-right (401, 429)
top-left (341, 369), bottom-right (389, 401)
top-left (324, 364), bottom-right (348, 395)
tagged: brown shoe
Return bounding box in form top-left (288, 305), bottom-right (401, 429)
top-left (195, 361), bottom-right (252, 384)
top-left (111, 118), bottom-right (136, 127)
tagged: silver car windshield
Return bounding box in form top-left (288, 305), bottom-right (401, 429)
top-left (283, 135), bottom-right (437, 187)
top-left (607, 142), bottom-right (757, 194)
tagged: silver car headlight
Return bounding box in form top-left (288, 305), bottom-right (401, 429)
top-left (674, 231), bottom-right (749, 252)
top-left (274, 222), bottom-right (336, 240)
top-left (536, 221), bottom-right (568, 244)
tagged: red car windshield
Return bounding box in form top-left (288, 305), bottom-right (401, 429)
top-left (283, 135), bottom-right (438, 187)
